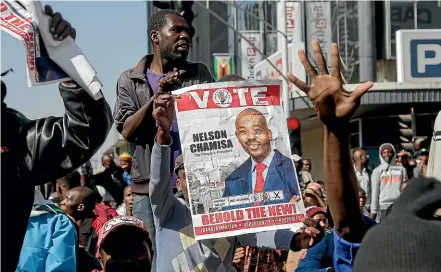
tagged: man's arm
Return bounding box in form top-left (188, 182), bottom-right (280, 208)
top-left (149, 93), bottom-right (180, 226)
top-left (287, 41), bottom-right (373, 243)
top-left (149, 133), bottom-right (177, 226)
top-left (46, 215), bottom-right (78, 272)
top-left (324, 127), bottom-right (367, 241)
top-left (26, 82), bottom-right (112, 184)
top-left (369, 169), bottom-right (381, 219)
top-left (113, 73), bottom-right (154, 141)
top-left (114, 69), bottom-right (181, 141)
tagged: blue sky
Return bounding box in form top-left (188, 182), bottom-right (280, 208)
top-left (1, 1), bottom-right (149, 164)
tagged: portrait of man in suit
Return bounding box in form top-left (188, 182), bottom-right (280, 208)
top-left (222, 108), bottom-right (299, 210)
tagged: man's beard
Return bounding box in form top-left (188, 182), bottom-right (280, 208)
top-left (159, 41), bottom-right (188, 62)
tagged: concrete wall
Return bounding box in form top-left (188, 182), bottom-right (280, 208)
top-left (301, 126), bottom-right (325, 182)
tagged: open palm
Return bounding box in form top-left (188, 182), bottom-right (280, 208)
top-left (287, 41), bottom-right (373, 134)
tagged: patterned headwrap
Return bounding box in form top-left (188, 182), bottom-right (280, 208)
top-left (119, 152), bottom-right (133, 162)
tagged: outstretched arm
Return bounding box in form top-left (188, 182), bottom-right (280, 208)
top-left (287, 41), bottom-right (373, 242)
top-left (149, 93), bottom-right (179, 226)
top-left (25, 82), bottom-right (112, 185)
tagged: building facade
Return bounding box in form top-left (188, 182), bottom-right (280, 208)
top-left (108, 1), bottom-right (440, 181)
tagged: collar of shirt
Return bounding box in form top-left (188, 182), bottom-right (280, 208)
top-left (251, 149), bottom-right (275, 172)
top-left (353, 164), bottom-right (367, 174)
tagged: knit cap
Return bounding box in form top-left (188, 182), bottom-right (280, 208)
top-left (354, 177), bottom-right (441, 271)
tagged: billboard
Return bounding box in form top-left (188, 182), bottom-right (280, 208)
top-left (240, 31), bottom-right (262, 80)
top-left (254, 42), bottom-right (306, 98)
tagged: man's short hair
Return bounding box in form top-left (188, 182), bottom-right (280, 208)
top-left (57, 171), bottom-right (81, 189)
top-left (147, 9), bottom-right (183, 41)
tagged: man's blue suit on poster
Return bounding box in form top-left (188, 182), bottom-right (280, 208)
top-left (222, 149), bottom-right (299, 210)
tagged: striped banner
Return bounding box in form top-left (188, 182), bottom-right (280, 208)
top-left (213, 53), bottom-right (234, 81)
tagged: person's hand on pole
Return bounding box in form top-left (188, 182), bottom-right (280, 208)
top-left (287, 40), bottom-right (373, 136)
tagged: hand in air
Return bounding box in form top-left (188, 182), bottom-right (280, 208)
top-left (287, 41), bottom-right (373, 135)
top-left (44, 5), bottom-right (76, 41)
top-left (153, 93), bottom-right (176, 131)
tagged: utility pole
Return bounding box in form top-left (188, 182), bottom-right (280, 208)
top-left (279, 0), bottom-right (290, 119)
top-left (358, 1), bottom-right (376, 82)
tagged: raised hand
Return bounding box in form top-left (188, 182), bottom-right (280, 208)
top-left (287, 41), bottom-right (373, 136)
top-left (153, 93), bottom-right (175, 132)
top-left (44, 5), bottom-right (76, 41)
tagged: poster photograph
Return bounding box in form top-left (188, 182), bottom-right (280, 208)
top-left (174, 80), bottom-right (305, 240)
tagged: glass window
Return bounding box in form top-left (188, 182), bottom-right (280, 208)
top-left (388, 1), bottom-right (441, 58)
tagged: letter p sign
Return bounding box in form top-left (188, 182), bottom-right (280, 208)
top-left (410, 40), bottom-right (441, 78)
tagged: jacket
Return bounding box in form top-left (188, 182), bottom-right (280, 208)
top-left (17, 189), bottom-right (77, 272)
top-left (222, 149), bottom-right (299, 210)
top-left (1, 82), bottom-right (112, 272)
top-left (113, 54), bottom-right (214, 194)
top-left (371, 143), bottom-right (407, 214)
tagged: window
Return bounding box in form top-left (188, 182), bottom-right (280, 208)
top-left (386, 1), bottom-right (441, 58)
top-left (349, 118), bottom-right (362, 149)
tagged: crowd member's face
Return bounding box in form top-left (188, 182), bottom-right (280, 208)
top-left (303, 190), bottom-right (319, 207)
top-left (60, 189), bottom-right (83, 216)
top-left (177, 169), bottom-right (189, 201)
top-left (313, 213), bottom-right (329, 230)
top-left (293, 160), bottom-right (301, 171)
top-left (56, 183), bottom-right (69, 201)
top-left (103, 155), bottom-right (115, 169)
top-left (302, 159), bottom-right (312, 172)
top-left (120, 160), bottom-right (132, 172)
top-left (397, 154), bottom-right (408, 165)
top-left (360, 150), bottom-right (369, 165)
top-left (124, 187), bottom-right (133, 211)
top-left (235, 111), bottom-right (272, 163)
top-left (155, 14), bottom-right (191, 62)
top-left (359, 192), bottom-right (366, 208)
top-left (420, 153), bottom-right (429, 164)
top-left (381, 148), bottom-right (394, 163)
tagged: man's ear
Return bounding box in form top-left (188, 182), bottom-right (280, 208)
top-left (268, 129), bottom-right (273, 141)
top-left (151, 30), bottom-right (159, 44)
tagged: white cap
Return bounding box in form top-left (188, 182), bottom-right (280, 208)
top-left (291, 154), bottom-right (302, 162)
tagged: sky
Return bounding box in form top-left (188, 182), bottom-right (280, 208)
top-left (1, 1), bottom-right (149, 167)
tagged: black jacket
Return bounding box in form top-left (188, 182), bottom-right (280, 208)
top-left (94, 166), bottom-right (126, 205)
top-left (1, 82), bottom-right (112, 271)
top-left (113, 54), bottom-right (214, 194)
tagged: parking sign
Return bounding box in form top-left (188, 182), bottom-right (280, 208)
top-left (396, 30), bottom-right (441, 83)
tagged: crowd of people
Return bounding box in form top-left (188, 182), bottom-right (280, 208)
top-left (2, 6), bottom-right (440, 272)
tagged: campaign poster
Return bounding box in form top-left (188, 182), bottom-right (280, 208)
top-left (174, 80), bottom-right (305, 240)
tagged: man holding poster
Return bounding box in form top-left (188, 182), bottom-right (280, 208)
top-left (223, 107), bottom-right (299, 209)
top-left (149, 92), bottom-right (324, 272)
